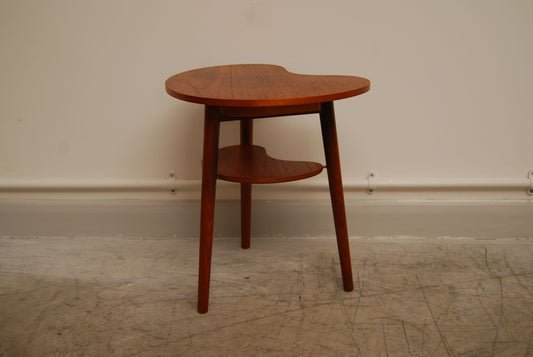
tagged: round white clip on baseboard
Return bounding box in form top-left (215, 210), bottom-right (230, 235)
top-left (367, 171), bottom-right (376, 194)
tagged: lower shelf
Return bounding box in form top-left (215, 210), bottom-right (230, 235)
top-left (217, 145), bottom-right (323, 184)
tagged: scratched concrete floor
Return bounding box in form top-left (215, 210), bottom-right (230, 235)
top-left (0, 236), bottom-right (532, 356)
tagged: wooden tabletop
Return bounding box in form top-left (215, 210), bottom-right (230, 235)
top-left (165, 64), bottom-right (370, 107)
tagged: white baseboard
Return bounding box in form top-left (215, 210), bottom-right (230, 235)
top-left (1, 199), bottom-right (531, 239)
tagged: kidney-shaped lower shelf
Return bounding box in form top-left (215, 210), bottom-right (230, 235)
top-left (217, 145), bottom-right (323, 184)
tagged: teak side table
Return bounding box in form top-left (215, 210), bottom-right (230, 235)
top-left (165, 64), bottom-right (370, 313)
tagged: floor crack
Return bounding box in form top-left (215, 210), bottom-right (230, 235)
top-left (416, 274), bottom-right (453, 356)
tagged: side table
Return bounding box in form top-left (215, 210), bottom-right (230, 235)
top-left (165, 64), bottom-right (370, 313)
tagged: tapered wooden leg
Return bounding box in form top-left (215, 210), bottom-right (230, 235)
top-left (197, 106), bottom-right (221, 313)
top-left (240, 119), bottom-right (253, 249)
top-left (319, 102), bottom-right (354, 292)
top-left (240, 183), bottom-right (251, 249)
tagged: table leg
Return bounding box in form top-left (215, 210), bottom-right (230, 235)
top-left (198, 106), bottom-right (221, 313)
top-left (240, 183), bottom-right (252, 249)
top-left (319, 101), bottom-right (354, 292)
top-left (240, 119), bottom-right (253, 249)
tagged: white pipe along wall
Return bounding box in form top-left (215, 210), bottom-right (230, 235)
top-left (0, 177), bottom-right (531, 193)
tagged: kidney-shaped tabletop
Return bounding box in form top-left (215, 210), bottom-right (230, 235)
top-left (165, 64), bottom-right (370, 108)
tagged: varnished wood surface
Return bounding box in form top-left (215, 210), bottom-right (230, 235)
top-left (320, 102), bottom-right (353, 291)
top-left (165, 64), bottom-right (370, 107)
top-left (219, 103), bottom-right (321, 120)
top-left (164, 64), bottom-right (368, 313)
top-left (240, 119), bottom-right (253, 249)
top-left (197, 107), bottom-right (220, 314)
top-left (217, 145), bottom-right (323, 184)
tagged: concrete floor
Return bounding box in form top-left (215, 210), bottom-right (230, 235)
top-left (1, 235), bottom-right (532, 356)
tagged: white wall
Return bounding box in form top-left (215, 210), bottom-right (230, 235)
top-left (1, 0), bottom-right (532, 198)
